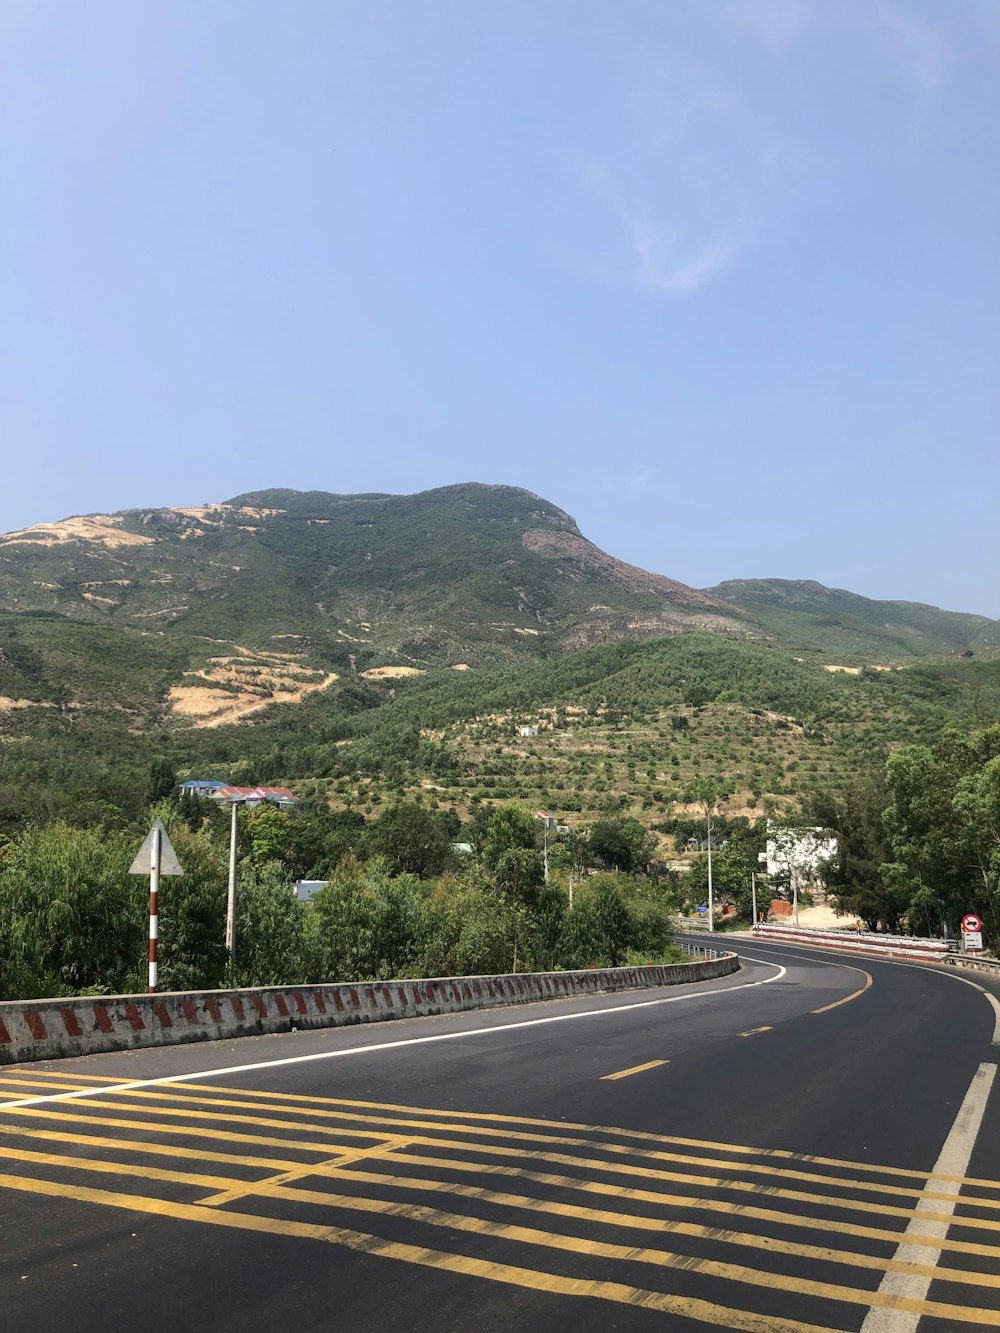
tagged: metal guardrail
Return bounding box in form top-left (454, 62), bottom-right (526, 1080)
top-left (673, 934), bottom-right (721, 962)
top-left (943, 955), bottom-right (1000, 976)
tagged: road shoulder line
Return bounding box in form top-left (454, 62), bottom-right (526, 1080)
top-left (859, 1059), bottom-right (998, 1333)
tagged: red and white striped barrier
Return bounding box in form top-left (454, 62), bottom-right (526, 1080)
top-left (0, 954), bottom-right (738, 1065)
top-left (752, 923), bottom-right (950, 963)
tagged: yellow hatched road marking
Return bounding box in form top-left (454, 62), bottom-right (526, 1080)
top-left (1, 1109), bottom-right (1000, 1263)
top-left (813, 971), bottom-right (873, 1015)
top-left (0, 1120), bottom-right (301, 1172)
top-left (2, 1167), bottom-right (1000, 1329)
top-left (0, 1076), bottom-right (110, 1092)
top-left (11, 1069), bottom-right (999, 1194)
top-left (20, 1093), bottom-right (999, 1227)
top-left (199, 1136), bottom-right (411, 1207)
top-left (319, 1162), bottom-right (1000, 1286)
top-left (2, 1142), bottom-right (990, 1320)
top-left (0, 1171), bottom-right (852, 1333)
top-left (35, 1085), bottom-right (1000, 1211)
top-left (5, 1105), bottom-right (1000, 1261)
top-left (601, 1059), bottom-right (668, 1081)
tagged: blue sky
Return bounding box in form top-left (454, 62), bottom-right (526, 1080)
top-left (2, 1), bottom-right (997, 615)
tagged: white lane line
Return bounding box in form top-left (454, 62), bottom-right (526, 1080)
top-left (860, 1060), bottom-right (997, 1333)
top-left (741, 938), bottom-right (1000, 1045)
top-left (0, 961), bottom-right (786, 1110)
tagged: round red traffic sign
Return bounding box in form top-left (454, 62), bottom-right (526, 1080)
top-left (962, 913), bottom-right (983, 933)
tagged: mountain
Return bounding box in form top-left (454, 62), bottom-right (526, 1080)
top-left (704, 578), bottom-right (998, 660)
top-left (2, 487), bottom-right (998, 836)
top-left (0, 484), bottom-right (746, 734)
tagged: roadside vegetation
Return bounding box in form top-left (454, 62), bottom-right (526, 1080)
top-left (0, 799), bottom-right (685, 1001)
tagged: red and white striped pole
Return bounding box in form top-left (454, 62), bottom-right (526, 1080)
top-left (149, 823), bottom-right (161, 993)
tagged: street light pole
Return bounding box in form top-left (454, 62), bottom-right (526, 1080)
top-left (706, 811), bottom-right (714, 933)
top-left (225, 800), bottom-right (241, 967)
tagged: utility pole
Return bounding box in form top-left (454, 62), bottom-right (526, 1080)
top-left (792, 879), bottom-right (799, 927)
top-left (568, 872), bottom-right (574, 908)
top-left (543, 826), bottom-right (549, 884)
top-left (706, 811), bottom-right (714, 933)
top-left (751, 871), bottom-right (758, 929)
top-left (226, 799), bottom-right (241, 966)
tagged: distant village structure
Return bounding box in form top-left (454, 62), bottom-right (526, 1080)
top-left (180, 780), bottom-right (300, 809)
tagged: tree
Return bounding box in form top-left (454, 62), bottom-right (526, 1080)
top-left (684, 841), bottom-right (758, 921)
top-left (146, 758), bottom-right (177, 805)
top-left (367, 803), bottom-right (452, 878)
top-left (232, 860), bottom-right (308, 987)
top-left (0, 823), bottom-right (142, 999)
top-left (809, 777), bottom-right (901, 931)
top-left (882, 726), bottom-right (1000, 938)
top-left (479, 805), bottom-right (544, 903)
top-left (586, 817), bottom-right (654, 874)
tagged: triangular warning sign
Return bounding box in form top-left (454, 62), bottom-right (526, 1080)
top-left (129, 818), bottom-right (184, 876)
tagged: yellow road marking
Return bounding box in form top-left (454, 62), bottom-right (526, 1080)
top-left (739, 1027), bottom-right (773, 1037)
top-left (0, 1171), bottom-right (852, 1333)
top-left (9, 1093), bottom-right (1000, 1226)
top-left (9, 1146), bottom-right (992, 1317)
top-left (813, 971), bottom-right (873, 1015)
top-left (600, 1059), bottom-right (668, 1081)
top-left (200, 1176), bottom-right (1000, 1316)
top-left (11, 1071), bottom-right (998, 1193)
top-left (3, 1109), bottom-right (997, 1263)
top-left (0, 1076), bottom-right (110, 1092)
top-left (2, 1169), bottom-right (999, 1328)
top-left (0, 1120), bottom-right (300, 1172)
top-left (0, 1142), bottom-right (237, 1191)
top-left (322, 1161), bottom-right (1000, 1284)
top-left (10, 1097), bottom-right (1000, 1227)
top-left (3, 1115), bottom-right (998, 1266)
top-left (341, 1148), bottom-right (1000, 1258)
top-left (39, 1086), bottom-right (999, 1211)
top-left (199, 1137), bottom-right (411, 1207)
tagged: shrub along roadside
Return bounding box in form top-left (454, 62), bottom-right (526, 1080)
top-left (0, 805), bottom-right (684, 1001)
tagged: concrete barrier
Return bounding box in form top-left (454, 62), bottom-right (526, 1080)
top-left (0, 954), bottom-right (739, 1065)
top-left (752, 923), bottom-right (950, 962)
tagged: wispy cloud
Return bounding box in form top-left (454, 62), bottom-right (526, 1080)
top-left (621, 204), bottom-right (744, 296)
top-left (580, 161), bottom-right (746, 296)
top-left (723, 0), bottom-right (814, 48)
top-left (874, 5), bottom-right (951, 90)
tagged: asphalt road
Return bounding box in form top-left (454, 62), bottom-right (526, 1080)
top-left (1, 939), bottom-right (998, 1333)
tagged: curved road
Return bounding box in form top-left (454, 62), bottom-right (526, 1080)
top-left (1, 939), bottom-right (998, 1332)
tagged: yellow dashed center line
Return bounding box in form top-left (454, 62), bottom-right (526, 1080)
top-left (600, 1059), bottom-right (669, 1081)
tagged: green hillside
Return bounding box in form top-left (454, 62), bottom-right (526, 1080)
top-left (2, 488), bottom-right (998, 842)
top-left (705, 578), bottom-right (998, 660)
top-left (0, 484), bottom-right (745, 670)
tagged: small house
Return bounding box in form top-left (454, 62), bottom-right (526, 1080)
top-left (179, 779), bottom-right (228, 799)
top-left (517, 725), bottom-right (539, 738)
